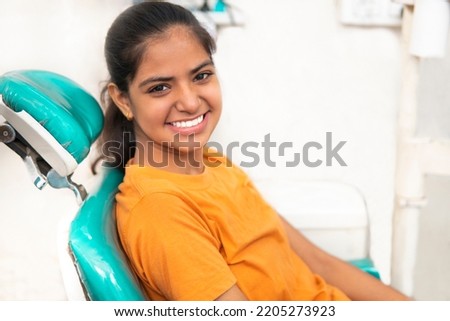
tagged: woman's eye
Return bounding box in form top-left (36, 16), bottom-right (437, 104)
top-left (149, 84), bottom-right (168, 93)
top-left (194, 72), bottom-right (211, 81)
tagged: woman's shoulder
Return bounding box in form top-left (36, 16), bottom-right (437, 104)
top-left (116, 173), bottom-right (197, 233)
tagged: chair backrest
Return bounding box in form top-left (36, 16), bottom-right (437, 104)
top-left (69, 167), bottom-right (147, 300)
top-left (0, 69), bottom-right (146, 300)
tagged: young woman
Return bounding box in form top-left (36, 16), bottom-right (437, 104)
top-left (100, 1), bottom-right (409, 301)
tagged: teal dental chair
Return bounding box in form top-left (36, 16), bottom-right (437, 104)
top-left (0, 70), bottom-right (146, 300)
top-left (0, 70), bottom-right (379, 301)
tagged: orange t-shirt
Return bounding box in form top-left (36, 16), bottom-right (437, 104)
top-left (115, 154), bottom-right (349, 301)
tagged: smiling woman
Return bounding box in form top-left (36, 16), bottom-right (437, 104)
top-left (99, 1), bottom-right (409, 301)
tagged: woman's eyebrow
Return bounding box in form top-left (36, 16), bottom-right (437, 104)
top-left (138, 75), bottom-right (173, 88)
top-left (138, 59), bottom-right (214, 89)
top-left (190, 59), bottom-right (214, 75)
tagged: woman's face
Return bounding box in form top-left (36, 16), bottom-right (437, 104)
top-left (116, 26), bottom-right (222, 166)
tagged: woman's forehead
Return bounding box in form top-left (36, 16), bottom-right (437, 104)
top-left (136, 27), bottom-right (210, 76)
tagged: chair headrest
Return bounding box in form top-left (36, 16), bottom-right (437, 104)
top-left (0, 70), bottom-right (104, 175)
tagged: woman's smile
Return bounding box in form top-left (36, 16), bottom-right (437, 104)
top-left (166, 111), bottom-right (209, 135)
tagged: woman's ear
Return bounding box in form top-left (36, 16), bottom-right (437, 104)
top-left (108, 83), bottom-right (134, 121)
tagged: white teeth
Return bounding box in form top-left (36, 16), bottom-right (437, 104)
top-left (171, 114), bottom-right (204, 128)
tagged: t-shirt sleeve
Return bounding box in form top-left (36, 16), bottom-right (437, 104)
top-left (122, 192), bottom-right (236, 301)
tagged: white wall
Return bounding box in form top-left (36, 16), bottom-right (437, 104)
top-left (413, 29), bottom-right (450, 300)
top-left (0, 0), bottom-right (402, 299)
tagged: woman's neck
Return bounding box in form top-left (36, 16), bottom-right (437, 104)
top-left (133, 141), bottom-right (205, 175)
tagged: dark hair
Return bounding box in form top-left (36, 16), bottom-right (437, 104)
top-left (99, 1), bottom-right (216, 170)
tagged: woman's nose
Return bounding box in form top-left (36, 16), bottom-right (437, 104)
top-left (174, 84), bottom-right (201, 113)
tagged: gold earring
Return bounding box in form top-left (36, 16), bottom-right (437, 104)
top-left (125, 111), bottom-right (133, 121)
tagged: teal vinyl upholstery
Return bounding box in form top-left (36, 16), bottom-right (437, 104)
top-left (1, 69), bottom-right (146, 300)
top-left (0, 70), bottom-right (103, 163)
top-left (349, 258), bottom-right (381, 280)
top-left (69, 167), bottom-right (147, 300)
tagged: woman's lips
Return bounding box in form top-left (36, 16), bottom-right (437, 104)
top-left (166, 112), bottom-right (209, 135)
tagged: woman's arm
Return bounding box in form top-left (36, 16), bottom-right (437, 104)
top-left (279, 215), bottom-right (411, 301)
top-left (215, 284), bottom-right (248, 301)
